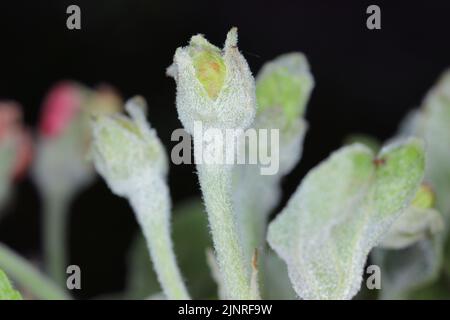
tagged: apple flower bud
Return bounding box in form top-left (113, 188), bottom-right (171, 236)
top-left (0, 101), bottom-right (32, 180)
top-left (167, 27), bottom-right (256, 133)
top-left (39, 81), bottom-right (84, 138)
top-left (33, 81), bottom-right (122, 198)
top-left (91, 97), bottom-right (191, 299)
top-left (91, 96), bottom-right (167, 197)
top-left (0, 101), bottom-right (32, 207)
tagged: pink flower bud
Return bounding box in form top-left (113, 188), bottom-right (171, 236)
top-left (39, 81), bottom-right (83, 138)
top-left (0, 101), bottom-right (33, 180)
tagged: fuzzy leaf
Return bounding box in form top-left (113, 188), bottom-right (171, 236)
top-left (421, 71), bottom-right (450, 218)
top-left (234, 53), bottom-right (313, 265)
top-left (344, 134), bottom-right (380, 153)
top-left (375, 71), bottom-right (450, 298)
top-left (256, 52), bottom-right (314, 121)
top-left (268, 139), bottom-right (425, 299)
top-left (379, 207), bottom-right (443, 250)
top-left (379, 184), bottom-right (444, 249)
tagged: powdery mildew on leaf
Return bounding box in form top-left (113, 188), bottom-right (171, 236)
top-left (233, 53), bottom-right (314, 266)
top-left (268, 139), bottom-right (425, 299)
top-left (373, 70), bottom-right (450, 299)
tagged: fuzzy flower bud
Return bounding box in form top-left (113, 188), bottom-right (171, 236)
top-left (91, 96), bottom-right (167, 197)
top-left (33, 81), bottom-right (123, 197)
top-left (167, 28), bottom-right (256, 133)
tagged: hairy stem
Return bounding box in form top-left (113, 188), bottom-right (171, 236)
top-left (197, 160), bottom-right (255, 299)
top-left (0, 243), bottom-right (70, 299)
top-left (129, 178), bottom-right (190, 300)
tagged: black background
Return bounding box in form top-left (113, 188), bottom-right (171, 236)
top-left (0, 0), bottom-right (449, 298)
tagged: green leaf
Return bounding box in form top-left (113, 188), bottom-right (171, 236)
top-left (268, 139), bottom-right (425, 299)
top-left (344, 134), bottom-right (380, 153)
top-left (233, 52), bottom-right (313, 268)
top-left (379, 185), bottom-right (444, 249)
top-left (375, 70), bottom-right (450, 299)
top-left (262, 251), bottom-right (297, 299)
top-left (256, 52), bottom-right (314, 121)
top-left (421, 71), bottom-right (450, 218)
top-left (125, 198), bottom-right (215, 299)
top-left (372, 238), bottom-right (443, 299)
top-left (0, 269), bottom-right (22, 300)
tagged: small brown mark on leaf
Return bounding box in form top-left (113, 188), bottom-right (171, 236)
top-left (252, 248), bottom-right (259, 271)
top-left (373, 157), bottom-right (386, 167)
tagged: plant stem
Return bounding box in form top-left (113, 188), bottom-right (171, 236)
top-left (0, 243), bottom-right (70, 299)
top-left (197, 161), bottom-right (254, 299)
top-left (43, 194), bottom-right (69, 286)
top-left (235, 173), bottom-right (279, 263)
top-left (129, 178), bottom-right (190, 300)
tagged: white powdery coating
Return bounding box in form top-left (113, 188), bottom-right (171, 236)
top-left (167, 28), bottom-right (256, 134)
top-left (268, 139), bottom-right (425, 300)
top-left (232, 113), bottom-right (308, 264)
top-left (422, 69), bottom-right (450, 218)
top-left (256, 52), bottom-right (314, 117)
top-left (380, 207), bottom-right (444, 249)
top-left (91, 97), bottom-right (189, 299)
top-left (374, 69), bottom-right (450, 299)
top-left (256, 52), bottom-right (313, 84)
top-left (91, 98), bottom-right (167, 198)
top-left (232, 52), bottom-right (314, 266)
top-left (167, 28), bottom-right (258, 299)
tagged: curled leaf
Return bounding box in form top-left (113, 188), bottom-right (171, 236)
top-left (234, 53), bottom-right (313, 265)
top-left (375, 70), bottom-right (450, 299)
top-left (256, 52), bottom-right (314, 121)
top-left (380, 185), bottom-right (444, 249)
top-left (268, 139), bottom-right (425, 299)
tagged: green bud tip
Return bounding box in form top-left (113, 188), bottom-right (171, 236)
top-left (412, 183), bottom-right (435, 209)
top-left (188, 34), bottom-right (227, 100)
top-left (91, 96), bottom-right (166, 184)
